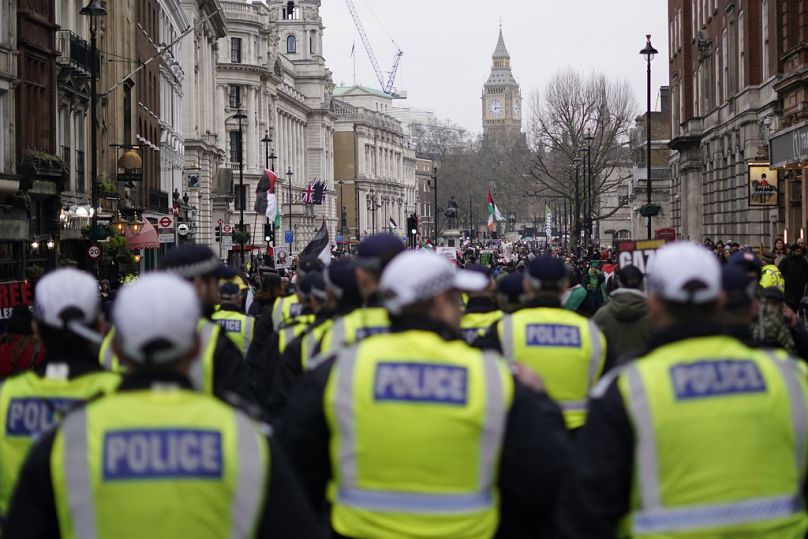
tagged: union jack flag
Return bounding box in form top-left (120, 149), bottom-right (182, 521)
top-left (301, 182), bottom-right (316, 204)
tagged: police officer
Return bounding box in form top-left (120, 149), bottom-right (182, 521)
top-left (475, 255), bottom-right (607, 431)
top-left (261, 259), bottom-right (363, 417)
top-left (557, 242), bottom-right (808, 538)
top-left (310, 234), bottom-right (404, 362)
top-left (0, 269), bottom-right (120, 521)
top-left (212, 282), bottom-right (255, 356)
top-left (6, 273), bottom-right (322, 538)
top-left (460, 264), bottom-right (503, 344)
top-left (495, 272), bottom-right (527, 314)
top-left (247, 257), bottom-right (323, 365)
top-left (278, 251), bottom-right (569, 538)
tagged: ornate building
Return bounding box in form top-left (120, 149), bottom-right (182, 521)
top-left (481, 27), bottom-right (522, 143)
top-left (214, 0), bottom-right (336, 254)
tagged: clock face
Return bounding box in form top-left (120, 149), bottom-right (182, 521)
top-left (513, 100), bottom-right (521, 116)
top-left (488, 99), bottom-right (503, 116)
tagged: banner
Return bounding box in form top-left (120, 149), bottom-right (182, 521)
top-left (616, 239), bottom-right (667, 273)
top-left (0, 281), bottom-right (33, 320)
top-left (748, 163), bottom-right (778, 207)
top-left (274, 247), bottom-right (289, 268)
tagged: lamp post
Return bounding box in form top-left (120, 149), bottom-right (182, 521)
top-left (80, 0), bottom-right (106, 261)
top-left (337, 179), bottom-right (348, 237)
top-left (572, 158), bottom-right (581, 256)
top-left (430, 165), bottom-right (438, 245)
top-left (261, 130), bottom-right (276, 249)
top-left (286, 167), bottom-right (293, 253)
top-left (232, 108), bottom-right (247, 266)
top-left (640, 34), bottom-right (658, 240)
top-left (584, 130), bottom-right (594, 244)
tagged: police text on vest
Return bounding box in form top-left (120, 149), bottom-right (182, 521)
top-left (670, 360), bottom-right (766, 400)
top-left (374, 362), bottom-right (468, 405)
top-left (103, 429), bottom-right (223, 480)
top-left (6, 398), bottom-right (78, 437)
top-left (216, 319), bottom-right (242, 333)
top-left (525, 324), bottom-right (581, 347)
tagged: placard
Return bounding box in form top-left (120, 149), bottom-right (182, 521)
top-left (0, 281), bottom-right (33, 320)
top-left (274, 247), bottom-right (289, 268)
top-left (616, 239), bottom-right (667, 273)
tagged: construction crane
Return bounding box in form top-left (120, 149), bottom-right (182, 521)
top-left (344, 0), bottom-right (406, 99)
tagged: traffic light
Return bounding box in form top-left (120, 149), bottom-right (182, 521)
top-left (264, 223), bottom-right (273, 243)
top-left (215, 225), bottom-right (221, 242)
top-left (406, 214), bottom-right (418, 249)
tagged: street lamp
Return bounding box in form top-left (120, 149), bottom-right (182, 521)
top-left (430, 165), bottom-right (438, 245)
top-left (232, 108), bottom-right (247, 265)
top-left (261, 130), bottom-right (272, 170)
top-left (640, 34), bottom-right (658, 240)
top-left (572, 157), bottom-right (582, 256)
top-left (286, 167), bottom-right (293, 253)
top-left (80, 0), bottom-right (106, 260)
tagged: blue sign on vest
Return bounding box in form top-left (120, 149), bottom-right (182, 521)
top-left (374, 362), bottom-right (468, 405)
top-left (289, 303), bottom-right (302, 317)
top-left (284, 230), bottom-right (294, 244)
top-left (356, 327), bottom-right (388, 340)
top-left (525, 324), bottom-right (581, 347)
top-left (103, 429), bottom-right (223, 480)
top-left (6, 397), bottom-right (80, 436)
top-left (216, 319), bottom-right (242, 333)
top-left (462, 328), bottom-right (482, 342)
top-left (670, 360), bottom-right (766, 400)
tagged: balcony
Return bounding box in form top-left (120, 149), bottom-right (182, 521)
top-left (56, 30), bottom-right (100, 78)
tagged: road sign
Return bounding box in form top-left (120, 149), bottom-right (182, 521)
top-left (222, 235), bottom-right (233, 251)
top-left (177, 223), bottom-right (190, 236)
top-left (159, 216), bottom-right (173, 228)
top-left (222, 224), bottom-right (233, 234)
top-left (158, 229), bottom-right (174, 243)
top-left (87, 245), bottom-right (101, 259)
top-left (217, 218), bottom-right (223, 225)
top-left (284, 230), bottom-right (294, 244)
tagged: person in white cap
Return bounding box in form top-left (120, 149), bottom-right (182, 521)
top-left (278, 250), bottom-right (569, 539)
top-left (557, 242), bottom-right (808, 538)
top-left (0, 268), bottom-right (121, 522)
top-left (6, 273), bottom-right (322, 538)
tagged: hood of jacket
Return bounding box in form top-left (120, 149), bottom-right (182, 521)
top-left (607, 289), bottom-right (648, 322)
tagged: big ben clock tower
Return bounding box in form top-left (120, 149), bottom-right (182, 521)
top-left (482, 27), bottom-right (522, 141)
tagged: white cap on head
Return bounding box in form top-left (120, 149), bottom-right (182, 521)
top-left (113, 273), bottom-right (200, 364)
top-left (34, 268), bottom-right (101, 343)
top-left (380, 251), bottom-right (488, 315)
top-left (647, 242), bottom-right (720, 304)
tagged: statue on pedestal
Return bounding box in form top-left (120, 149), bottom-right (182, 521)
top-left (445, 196), bottom-right (459, 229)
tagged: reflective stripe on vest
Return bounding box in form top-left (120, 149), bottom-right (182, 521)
top-left (332, 348), bottom-right (505, 513)
top-left (58, 405), bottom-right (265, 539)
top-left (242, 316), bottom-right (253, 356)
top-left (624, 355), bottom-right (807, 534)
top-left (272, 298), bottom-right (285, 331)
top-left (188, 322), bottom-right (219, 394)
top-left (99, 330), bottom-right (117, 372)
top-left (500, 315), bottom-right (514, 361)
top-left (586, 319), bottom-right (603, 387)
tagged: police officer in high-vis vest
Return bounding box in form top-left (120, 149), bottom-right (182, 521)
top-left (309, 234), bottom-right (405, 363)
top-left (6, 273), bottom-right (322, 538)
top-left (0, 269), bottom-right (120, 523)
top-left (212, 282), bottom-right (255, 357)
top-left (278, 251), bottom-right (570, 538)
top-left (475, 255), bottom-right (607, 431)
top-left (99, 245), bottom-right (251, 402)
top-left (557, 242), bottom-right (808, 538)
top-left (460, 264), bottom-right (503, 344)
top-left (262, 258), bottom-right (363, 417)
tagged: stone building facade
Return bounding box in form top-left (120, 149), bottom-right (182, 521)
top-left (667, 0), bottom-right (781, 245)
top-left (214, 0), bottom-right (336, 254)
top-left (332, 85), bottom-right (417, 243)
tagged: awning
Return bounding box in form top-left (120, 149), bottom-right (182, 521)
top-left (230, 244), bottom-right (262, 252)
top-left (125, 218), bottom-right (159, 249)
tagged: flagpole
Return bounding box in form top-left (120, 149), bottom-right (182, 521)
top-left (352, 41), bottom-right (356, 86)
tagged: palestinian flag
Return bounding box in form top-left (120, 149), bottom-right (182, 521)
top-left (299, 218), bottom-right (331, 265)
top-left (487, 190), bottom-right (505, 231)
top-left (262, 169), bottom-right (281, 228)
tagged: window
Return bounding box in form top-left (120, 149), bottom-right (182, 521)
top-left (229, 130), bottom-right (242, 163)
top-left (669, 21), bottom-right (674, 59)
top-left (762, 0), bottom-right (769, 78)
top-left (738, 11), bottom-right (745, 89)
top-left (231, 37), bottom-right (242, 63)
top-left (693, 71), bottom-right (699, 117)
top-left (286, 34), bottom-right (296, 54)
top-left (714, 48), bottom-right (721, 105)
top-left (229, 85), bottom-right (241, 109)
top-left (722, 28), bottom-right (728, 99)
top-left (75, 150), bottom-right (85, 194)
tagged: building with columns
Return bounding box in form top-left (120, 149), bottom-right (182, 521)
top-left (179, 0), bottom-right (227, 248)
top-left (333, 85), bottom-right (417, 243)
top-left (214, 0), bottom-right (336, 255)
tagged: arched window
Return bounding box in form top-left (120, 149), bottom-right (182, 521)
top-left (286, 34), bottom-right (296, 54)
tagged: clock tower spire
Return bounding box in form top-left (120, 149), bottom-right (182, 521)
top-left (482, 26), bottom-right (522, 140)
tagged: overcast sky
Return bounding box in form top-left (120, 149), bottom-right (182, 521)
top-left (319, 0), bottom-right (670, 134)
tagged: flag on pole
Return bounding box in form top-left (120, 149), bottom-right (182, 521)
top-left (487, 190), bottom-right (505, 231)
top-left (350, 42), bottom-right (355, 57)
top-left (299, 218), bottom-right (331, 265)
top-left (312, 179), bottom-right (327, 205)
top-left (388, 217), bottom-right (397, 233)
top-left (259, 169), bottom-right (281, 227)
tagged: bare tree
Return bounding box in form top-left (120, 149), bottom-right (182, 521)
top-left (525, 68), bottom-right (637, 247)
